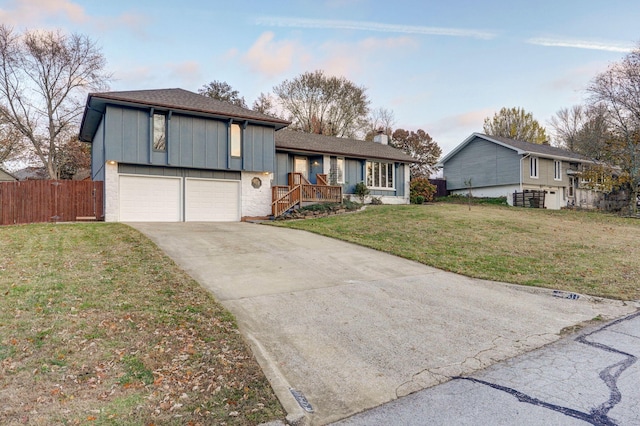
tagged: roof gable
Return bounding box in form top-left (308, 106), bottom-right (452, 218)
top-left (440, 132), bottom-right (591, 164)
top-left (274, 130), bottom-right (415, 163)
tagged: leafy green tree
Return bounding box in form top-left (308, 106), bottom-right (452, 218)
top-left (391, 129), bottom-right (442, 178)
top-left (198, 80), bottom-right (247, 108)
top-left (272, 70), bottom-right (370, 138)
top-left (483, 107), bottom-right (548, 144)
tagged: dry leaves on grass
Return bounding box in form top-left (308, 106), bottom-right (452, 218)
top-left (0, 223), bottom-right (284, 425)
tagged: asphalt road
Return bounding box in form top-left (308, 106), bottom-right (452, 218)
top-left (334, 311), bottom-right (640, 426)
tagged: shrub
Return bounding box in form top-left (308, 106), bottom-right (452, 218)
top-left (354, 182), bottom-right (370, 204)
top-left (410, 178), bottom-right (436, 204)
top-left (415, 195), bottom-right (425, 204)
top-left (370, 197), bottom-right (383, 205)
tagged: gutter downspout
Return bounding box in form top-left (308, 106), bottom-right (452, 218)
top-left (520, 153), bottom-right (530, 192)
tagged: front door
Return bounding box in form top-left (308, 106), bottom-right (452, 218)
top-left (294, 156), bottom-right (308, 180)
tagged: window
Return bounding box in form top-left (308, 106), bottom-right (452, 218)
top-left (530, 156), bottom-right (539, 179)
top-left (153, 113), bottom-right (166, 151)
top-left (336, 157), bottom-right (345, 184)
top-left (330, 157), bottom-right (345, 184)
top-left (230, 123), bottom-right (241, 157)
top-left (554, 160), bottom-right (562, 181)
top-left (366, 161), bottom-right (395, 188)
top-left (568, 177), bottom-right (575, 197)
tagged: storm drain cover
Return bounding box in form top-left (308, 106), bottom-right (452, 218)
top-left (290, 388), bottom-right (314, 412)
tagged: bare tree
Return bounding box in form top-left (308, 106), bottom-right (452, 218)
top-left (252, 92), bottom-right (276, 115)
top-left (0, 112), bottom-right (22, 164)
top-left (0, 25), bottom-right (109, 179)
top-left (549, 105), bottom-right (586, 150)
top-left (198, 80), bottom-right (247, 108)
top-left (391, 128), bottom-right (442, 179)
top-left (483, 107), bottom-right (548, 144)
top-left (549, 104), bottom-right (611, 159)
top-left (364, 107), bottom-right (395, 141)
top-left (272, 70), bottom-right (370, 138)
top-left (588, 44), bottom-right (640, 214)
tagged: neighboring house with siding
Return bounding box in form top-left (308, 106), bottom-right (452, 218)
top-left (438, 133), bottom-right (593, 209)
top-left (78, 88), bottom-right (412, 222)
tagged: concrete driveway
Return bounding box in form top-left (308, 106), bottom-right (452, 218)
top-left (130, 222), bottom-right (636, 425)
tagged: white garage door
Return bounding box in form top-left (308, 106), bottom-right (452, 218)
top-left (185, 178), bottom-right (240, 222)
top-left (119, 175), bottom-right (181, 222)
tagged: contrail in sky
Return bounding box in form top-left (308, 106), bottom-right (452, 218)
top-left (527, 37), bottom-right (633, 53)
top-left (255, 16), bottom-right (497, 40)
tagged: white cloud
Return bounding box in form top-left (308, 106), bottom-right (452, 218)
top-left (255, 16), bottom-right (497, 40)
top-left (243, 32), bottom-right (311, 77)
top-left (0, 0), bottom-right (148, 36)
top-left (527, 37), bottom-right (633, 53)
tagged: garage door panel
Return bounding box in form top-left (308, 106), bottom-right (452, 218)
top-left (185, 179), bottom-right (240, 222)
top-left (120, 175), bottom-right (181, 222)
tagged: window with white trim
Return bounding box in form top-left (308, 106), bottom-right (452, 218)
top-left (568, 177), bottom-right (575, 197)
top-left (336, 157), bottom-right (345, 184)
top-left (153, 113), bottom-right (166, 151)
top-left (230, 123), bottom-right (241, 157)
top-left (366, 160), bottom-right (394, 189)
top-left (554, 160), bottom-right (562, 180)
top-left (530, 156), bottom-right (539, 179)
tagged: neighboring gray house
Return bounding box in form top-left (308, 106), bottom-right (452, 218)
top-left (439, 133), bottom-right (593, 209)
top-left (0, 168), bottom-right (17, 182)
top-left (78, 88), bottom-right (412, 222)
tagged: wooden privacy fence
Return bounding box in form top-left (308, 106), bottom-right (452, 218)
top-left (0, 180), bottom-right (104, 225)
top-left (513, 190), bottom-right (546, 208)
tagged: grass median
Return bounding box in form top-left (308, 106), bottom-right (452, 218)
top-left (274, 203), bottom-right (640, 301)
top-left (0, 223), bottom-right (284, 425)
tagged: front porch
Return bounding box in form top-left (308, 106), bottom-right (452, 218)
top-left (271, 173), bottom-right (343, 217)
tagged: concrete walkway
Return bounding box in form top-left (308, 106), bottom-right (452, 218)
top-left (130, 222), bottom-right (637, 425)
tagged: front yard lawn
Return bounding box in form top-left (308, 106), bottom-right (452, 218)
top-left (274, 204), bottom-right (640, 301)
top-left (0, 223), bottom-right (284, 425)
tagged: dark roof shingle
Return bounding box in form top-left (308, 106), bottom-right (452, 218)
top-left (485, 134), bottom-right (590, 161)
top-left (275, 130), bottom-right (415, 163)
top-left (89, 88), bottom-right (289, 127)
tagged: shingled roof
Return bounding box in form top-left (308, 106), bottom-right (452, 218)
top-left (440, 132), bottom-right (592, 164)
top-left (275, 130), bottom-right (416, 163)
top-left (79, 88), bottom-right (290, 142)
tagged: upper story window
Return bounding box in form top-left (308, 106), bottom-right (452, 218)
top-left (153, 113), bottom-right (166, 151)
top-left (530, 156), bottom-right (539, 179)
top-left (554, 160), bottom-right (562, 181)
top-left (230, 123), bottom-right (241, 157)
top-left (366, 160), bottom-right (394, 189)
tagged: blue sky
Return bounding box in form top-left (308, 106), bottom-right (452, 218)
top-left (1, 0), bottom-right (638, 155)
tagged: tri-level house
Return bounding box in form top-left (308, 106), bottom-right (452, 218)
top-left (438, 133), bottom-right (594, 209)
top-left (79, 88), bottom-right (413, 222)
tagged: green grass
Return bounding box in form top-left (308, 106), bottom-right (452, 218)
top-left (273, 204), bottom-right (640, 300)
top-left (0, 223), bottom-right (284, 425)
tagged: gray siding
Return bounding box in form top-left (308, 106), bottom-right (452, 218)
top-left (444, 136), bottom-right (520, 190)
top-left (275, 152), bottom-right (290, 186)
top-left (102, 105), bottom-right (275, 172)
top-left (342, 158), bottom-right (363, 194)
top-left (118, 164), bottom-right (240, 180)
top-left (91, 120), bottom-right (106, 181)
top-left (244, 125), bottom-right (276, 172)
